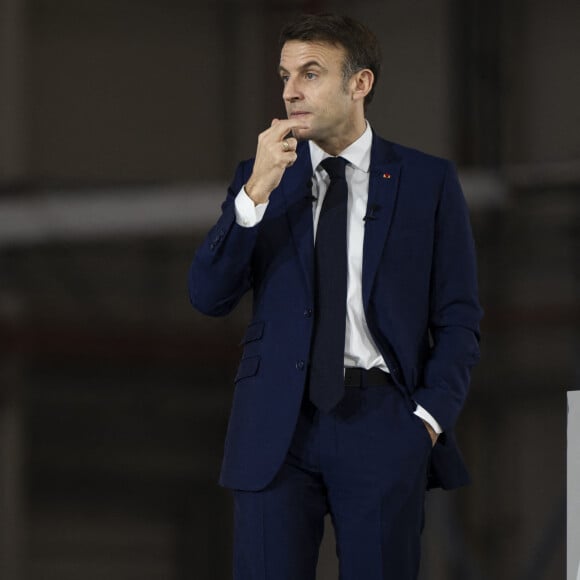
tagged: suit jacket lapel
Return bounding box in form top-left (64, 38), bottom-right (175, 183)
top-left (280, 142), bottom-right (315, 297)
top-left (362, 134), bottom-right (402, 307)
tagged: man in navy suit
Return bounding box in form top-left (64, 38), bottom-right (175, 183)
top-left (189, 13), bottom-right (482, 580)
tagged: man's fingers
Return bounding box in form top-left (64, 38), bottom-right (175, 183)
top-left (248, 119), bottom-right (304, 202)
top-left (261, 121), bottom-right (300, 154)
top-left (422, 420), bottom-right (438, 446)
top-left (261, 120), bottom-right (304, 147)
top-left (280, 137), bottom-right (298, 153)
top-left (270, 117), bottom-right (308, 139)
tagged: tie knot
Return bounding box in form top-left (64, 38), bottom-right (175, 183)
top-left (320, 156), bottom-right (347, 181)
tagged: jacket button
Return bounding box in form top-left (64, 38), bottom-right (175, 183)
top-left (303, 308), bottom-right (312, 318)
top-left (296, 360), bottom-right (305, 370)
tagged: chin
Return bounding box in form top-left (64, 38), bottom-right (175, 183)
top-left (292, 127), bottom-right (313, 141)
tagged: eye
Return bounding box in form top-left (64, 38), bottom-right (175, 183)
top-left (280, 75), bottom-right (289, 84)
top-left (305, 72), bottom-right (317, 80)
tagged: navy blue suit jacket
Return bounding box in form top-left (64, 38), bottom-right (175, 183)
top-left (189, 132), bottom-right (482, 492)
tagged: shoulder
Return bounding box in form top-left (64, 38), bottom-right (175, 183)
top-left (372, 133), bottom-right (454, 177)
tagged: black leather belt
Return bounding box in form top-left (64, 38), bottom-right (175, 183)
top-left (344, 367), bottom-right (394, 387)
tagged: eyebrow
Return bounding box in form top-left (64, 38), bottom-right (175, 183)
top-left (278, 60), bottom-right (325, 75)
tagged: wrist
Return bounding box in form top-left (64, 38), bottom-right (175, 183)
top-left (422, 420), bottom-right (439, 446)
top-left (245, 179), bottom-right (270, 205)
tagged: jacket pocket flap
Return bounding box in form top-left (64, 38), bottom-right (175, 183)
top-left (240, 321), bottom-right (264, 345)
top-left (234, 356), bottom-right (260, 383)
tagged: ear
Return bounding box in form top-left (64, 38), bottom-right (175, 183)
top-left (351, 69), bottom-right (374, 102)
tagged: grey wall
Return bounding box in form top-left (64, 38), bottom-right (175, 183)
top-left (1, 0), bottom-right (579, 579)
top-left (1, 0), bottom-right (576, 185)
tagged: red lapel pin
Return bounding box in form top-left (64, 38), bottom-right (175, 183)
top-left (382, 173), bottom-right (391, 179)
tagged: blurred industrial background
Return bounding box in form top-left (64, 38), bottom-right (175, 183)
top-left (0, 0), bottom-right (579, 578)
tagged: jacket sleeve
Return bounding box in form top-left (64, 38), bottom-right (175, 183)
top-left (188, 160), bottom-right (259, 317)
top-left (413, 161), bottom-right (483, 432)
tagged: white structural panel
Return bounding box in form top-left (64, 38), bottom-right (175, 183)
top-left (569, 391), bottom-right (580, 580)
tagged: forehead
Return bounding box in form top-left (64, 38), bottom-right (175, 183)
top-left (279, 40), bottom-right (346, 70)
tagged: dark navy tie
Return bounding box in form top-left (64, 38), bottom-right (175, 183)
top-left (309, 156), bottom-right (348, 412)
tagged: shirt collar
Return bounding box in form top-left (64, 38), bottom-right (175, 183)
top-left (309, 121), bottom-right (372, 174)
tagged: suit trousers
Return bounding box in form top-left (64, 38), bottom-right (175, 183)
top-left (232, 382), bottom-right (432, 580)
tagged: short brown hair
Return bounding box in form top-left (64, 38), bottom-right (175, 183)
top-left (279, 13), bottom-right (381, 106)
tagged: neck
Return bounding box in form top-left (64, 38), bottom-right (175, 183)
top-left (314, 116), bottom-right (367, 156)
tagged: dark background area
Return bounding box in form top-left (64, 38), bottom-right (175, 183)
top-left (1, 0), bottom-right (579, 578)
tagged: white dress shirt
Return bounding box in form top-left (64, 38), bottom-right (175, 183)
top-left (233, 123), bottom-right (442, 434)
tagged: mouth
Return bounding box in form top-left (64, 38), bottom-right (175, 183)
top-left (289, 111), bottom-right (311, 119)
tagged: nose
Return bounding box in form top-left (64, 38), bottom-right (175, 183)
top-left (283, 77), bottom-right (301, 102)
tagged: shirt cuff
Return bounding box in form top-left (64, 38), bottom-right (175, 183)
top-left (235, 187), bottom-right (269, 228)
top-left (413, 404), bottom-right (443, 434)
